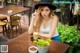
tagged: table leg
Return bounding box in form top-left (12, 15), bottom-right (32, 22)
top-left (28, 7), bottom-right (32, 25)
top-left (10, 16), bottom-right (13, 39)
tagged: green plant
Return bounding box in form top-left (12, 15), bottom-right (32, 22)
top-left (34, 38), bottom-right (51, 47)
top-left (58, 22), bottom-right (80, 53)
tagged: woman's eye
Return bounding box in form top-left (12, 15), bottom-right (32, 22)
top-left (41, 9), bottom-right (50, 12)
top-left (46, 9), bottom-right (49, 11)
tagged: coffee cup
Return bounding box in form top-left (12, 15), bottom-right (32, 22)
top-left (33, 32), bottom-right (38, 40)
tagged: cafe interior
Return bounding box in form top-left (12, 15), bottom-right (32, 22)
top-left (0, 0), bottom-right (80, 53)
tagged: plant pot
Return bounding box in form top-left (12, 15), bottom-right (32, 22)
top-left (28, 46), bottom-right (38, 53)
top-left (38, 46), bottom-right (49, 53)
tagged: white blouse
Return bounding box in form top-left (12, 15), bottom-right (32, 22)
top-left (39, 22), bottom-right (59, 37)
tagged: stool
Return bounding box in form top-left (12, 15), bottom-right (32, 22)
top-left (0, 21), bottom-right (7, 36)
top-left (0, 16), bottom-right (8, 36)
top-left (0, 16), bottom-right (7, 21)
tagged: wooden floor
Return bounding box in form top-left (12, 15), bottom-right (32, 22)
top-left (0, 14), bottom-right (30, 42)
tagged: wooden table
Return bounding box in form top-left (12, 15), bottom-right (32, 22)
top-left (7, 32), bottom-right (70, 53)
top-left (0, 5), bottom-right (30, 38)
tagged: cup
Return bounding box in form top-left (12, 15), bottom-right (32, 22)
top-left (33, 32), bottom-right (38, 40)
top-left (7, 10), bottom-right (12, 14)
top-left (28, 46), bottom-right (38, 53)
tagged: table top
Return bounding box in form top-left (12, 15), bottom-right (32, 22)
top-left (7, 32), bottom-right (70, 53)
top-left (0, 5), bottom-right (30, 16)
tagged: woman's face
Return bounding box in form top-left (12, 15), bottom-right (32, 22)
top-left (40, 6), bottom-right (51, 18)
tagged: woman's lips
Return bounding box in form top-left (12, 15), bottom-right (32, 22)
top-left (43, 14), bottom-right (46, 16)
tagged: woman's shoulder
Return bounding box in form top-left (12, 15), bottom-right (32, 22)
top-left (51, 15), bottom-right (58, 20)
top-left (50, 15), bottom-right (58, 26)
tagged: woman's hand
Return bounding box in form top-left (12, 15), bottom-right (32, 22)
top-left (32, 10), bottom-right (40, 20)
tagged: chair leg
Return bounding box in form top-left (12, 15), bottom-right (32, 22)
top-left (12, 27), bottom-right (14, 38)
top-left (16, 26), bottom-right (18, 36)
top-left (2, 26), bottom-right (5, 36)
top-left (7, 25), bottom-right (13, 38)
top-left (7, 26), bottom-right (10, 38)
top-left (18, 24), bottom-right (22, 34)
top-left (4, 25), bottom-right (7, 36)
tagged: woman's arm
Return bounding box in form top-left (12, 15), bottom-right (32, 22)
top-left (28, 17), bottom-right (35, 34)
top-left (28, 10), bottom-right (39, 34)
top-left (38, 15), bottom-right (58, 38)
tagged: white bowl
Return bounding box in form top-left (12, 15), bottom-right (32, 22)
top-left (28, 46), bottom-right (38, 53)
top-left (7, 10), bottom-right (12, 14)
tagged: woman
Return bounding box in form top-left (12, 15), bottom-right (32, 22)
top-left (28, 0), bottom-right (60, 42)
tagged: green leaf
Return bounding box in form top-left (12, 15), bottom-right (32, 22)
top-left (33, 38), bottom-right (51, 47)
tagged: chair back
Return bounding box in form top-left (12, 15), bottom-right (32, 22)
top-left (11, 16), bottom-right (21, 21)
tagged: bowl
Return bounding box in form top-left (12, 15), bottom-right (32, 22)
top-left (28, 46), bottom-right (38, 53)
top-left (7, 10), bottom-right (12, 14)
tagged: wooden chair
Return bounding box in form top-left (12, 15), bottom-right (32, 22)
top-left (8, 16), bottom-right (22, 37)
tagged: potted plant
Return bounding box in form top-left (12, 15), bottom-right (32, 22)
top-left (34, 38), bottom-right (51, 53)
